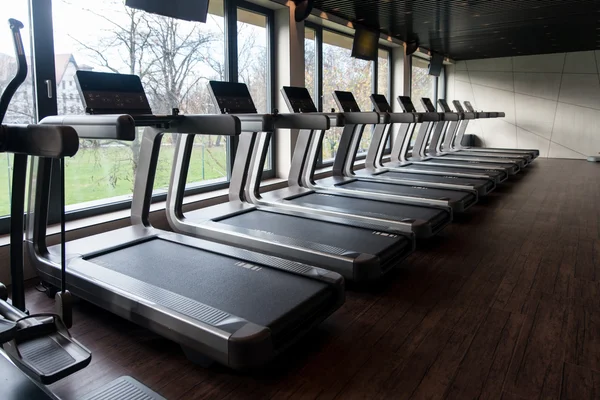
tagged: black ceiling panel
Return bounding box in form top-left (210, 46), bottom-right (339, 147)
top-left (312, 0), bottom-right (600, 60)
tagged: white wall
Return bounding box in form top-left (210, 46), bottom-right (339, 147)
top-left (446, 51), bottom-right (600, 159)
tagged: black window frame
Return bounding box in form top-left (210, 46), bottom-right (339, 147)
top-left (305, 22), bottom-right (393, 169)
top-left (0, 0), bottom-right (276, 234)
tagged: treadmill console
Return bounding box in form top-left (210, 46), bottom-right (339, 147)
top-left (333, 91), bottom-right (362, 112)
top-left (370, 94), bottom-right (392, 113)
top-left (281, 86), bottom-right (318, 113)
top-left (452, 100), bottom-right (466, 113)
top-left (420, 97), bottom-right (436, 113)
top-left (397, 96), bottom-right (417, 113)
top-left (463, 101), bottom-right (475, 112)
top-left (208, 81), bottom-right (257, 114)
top-left (438, 99), bottom-right (452, 113)
top-left (77, 70), bottom-right (153, 115)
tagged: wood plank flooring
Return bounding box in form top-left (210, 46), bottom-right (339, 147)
top-left (21, 158), bottom-right (600, 400)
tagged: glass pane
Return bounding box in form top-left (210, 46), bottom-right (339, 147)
top-left (411, 57), bottom-right (436, 112)
top-left (304, 28), bottom-right (316, 104)
top-left (1, 2), bottom-right (35, 217)
top-left (52, 0), bottom-right (226, 210)
top-left (322, 30), bottom-right (373, 163)
top-left (237, 8), bottom-right (271, 171)
top-left (377, 49), bottom-right (390, 98)
top-left (377, 49), bottom-right (391, 152)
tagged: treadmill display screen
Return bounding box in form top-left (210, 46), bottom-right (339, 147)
top-left (281, 87), bottom-right (318, 113)
top-left (420, 98), bottom-right (436, 112)
top-left (76, 70), bottom-right (153, 115)
top-left (397, 96), bottom-right (417, 113)
top-left (370, 94), bottom-right (392, 112)
top-left (452, 100), bottom-right (465, 113)
top-left (438, 99), bottom-right (452, 112)
top-left (333, 91), bottom-right (361, 112)
top-left (209, 81), bottom-right (257, 114)
top-left (463, 101), bottom-right (475, 112)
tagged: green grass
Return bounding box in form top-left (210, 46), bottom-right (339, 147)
top-left (0, 140), bottom-right (227, 216)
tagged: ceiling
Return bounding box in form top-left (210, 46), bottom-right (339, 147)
top-left (311, 0), bottom-right (600, 60)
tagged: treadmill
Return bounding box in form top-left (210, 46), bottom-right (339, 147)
top-left (367, 95), bottom-right (508, 185)
top-left (443, 100), bottom-right (539, 159)
top-left (415, 97), bottom-right (529, 170)
top-left (209, 82), bottom-right (451, 239)
top-left (360, 94), bottom-right (496, 196)
top-left (27, 71), bottom-right (344, 370)
top-left (396, 96), bottom-right (520, 178)
top-left (278, 88), bottom-right (476, 214)
top-left (422, 99), bottom-right (533, 167)
top-left (165, 82), bottom-right (414, 283)
top-left (302, 89), bottom-right (480, 211)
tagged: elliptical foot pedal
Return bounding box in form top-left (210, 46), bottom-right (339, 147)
top-left (3, 313), bottom-right (91, 384)
top-left (81, 376), bottom-right (166, 400)
top-left (0, 319), bottom-right (17, 344)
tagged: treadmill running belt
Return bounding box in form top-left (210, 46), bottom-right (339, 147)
top-left (377, 171), bottom-right (493, 192)
top-left (88, 239), bottom-right (331, 333)
top-left (287, 192), bottom-right (448, 221)
top-left (425, 158), bottom-right (514, 170)
top-left (400, 163), bottom-right (506, 180)
top-left (338, 179), bottom-right (476, 203)
top-left (219, 210), bottom-right (407, 255)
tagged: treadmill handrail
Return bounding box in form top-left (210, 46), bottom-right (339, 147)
top-left (273, 113), bottom-right (330, 130)
top-left (416, 112), bottom-right (440, 122)
top-left (342, 112), bottom-right (379, 124)
top-left (387, 113), bottom-right (416, 124)
top-left (0, 125), bottom-right (79, 157)
top-left (40, 114), bottom-right (136, 141)
top-left (323, 112), bottom-right (345, 127)
top-left (438, 112), bottom-right (460, 122)
top-left (173, 114), bottom-right (241, 135)
top-left (233, 114), bottom-right (275, 132)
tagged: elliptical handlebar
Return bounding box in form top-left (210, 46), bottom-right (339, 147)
top-left (0, 19), bottom-right (27, 123)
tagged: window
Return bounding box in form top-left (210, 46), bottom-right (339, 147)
top-left (0, 1), bottom-right (35, 221)
top-left (237, 6), bottom-right (275, 174)
top-left (50, 0), bottom-right (235, 212)
top-left (306, 24), bottom-right (393, 167)
top-left (411, 57), bottom-right (437, 111)
top-left (321, 29), bottom-right (373, 163)
top-left (304, 27), bottom-right (317, 105)
top-left (377, 49), bottom-right (392, 153)
top-left (377, 49), bottom-right (390, 98)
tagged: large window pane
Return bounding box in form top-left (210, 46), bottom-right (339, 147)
top-left (322, 30), bottom-right (373, 162)
top-left (377, 49), bottom-right (391, 152)
top-left (377, 49), bottom-right (390, 98)
top-left (411, 57), bottom-right (437, 111)
top-left (52, 0), bottom-right (226, 210)
top-left (304, 28), bottom-right (317, 103)
top-left (237, 8), bottom-right (272, 171)
top-left (1, 2), bottom-right (35, 218)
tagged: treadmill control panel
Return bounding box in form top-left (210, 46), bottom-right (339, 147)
top-left (397, 96), bottom-right (417, 113)
top-left (438, 99), bottom-right (452, 112)
top-left (452, 100), bottom-right (466, 113)
top-left (420, 97), bottom-right (436, 113)
top-left (463, 101), bottom-right (475, 112)
top-left (333, 91), bottom-right (362, 112)
top-left (77, 70), bottom-right (153, 115)
top-left (281, 86), bottom-right (318, 113)
top-left (208, 81), bottom-right (257, 114)
top-left (370, 94), bottom-right (392, 112)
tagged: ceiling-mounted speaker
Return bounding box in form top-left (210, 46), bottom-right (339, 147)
top-left (405, 40), bottom-right (419, 56)
top-left (294, 0), bottom-right (314, 22)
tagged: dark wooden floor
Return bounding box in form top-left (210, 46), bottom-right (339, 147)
top-left (24, 158), bottom-right (600, 400)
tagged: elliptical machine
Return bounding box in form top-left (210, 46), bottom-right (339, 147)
top-left (0, 19), bottom-right (92, 397)
top-left (0, 18), bottom-right (166, 400)
top-left (0, 18), bottom-right (91, 388)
